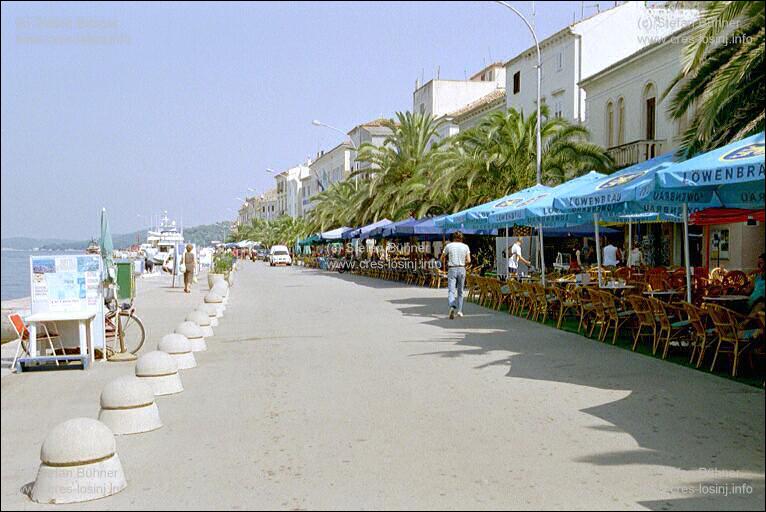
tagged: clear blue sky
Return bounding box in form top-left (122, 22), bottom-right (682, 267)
top-left (1, 1), bottom-right (615, 240)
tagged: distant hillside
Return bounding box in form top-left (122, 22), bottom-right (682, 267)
top-left (1, 222), bottom-right (232, 251)
top-left (1, 237), bottom-right (77, 250)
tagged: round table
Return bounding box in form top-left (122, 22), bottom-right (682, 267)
top-left (703, 295), bottom-right (749, 302)
top-left (643, 290), bottom-right (679, 301)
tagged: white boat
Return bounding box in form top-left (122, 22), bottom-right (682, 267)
top-left (145, 212), bottom-right (185, 265)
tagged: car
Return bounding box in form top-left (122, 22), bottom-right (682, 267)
top-left (269, 245), bottom-right (292, 266)
top-left (256, 249), bottom-right (269, 261)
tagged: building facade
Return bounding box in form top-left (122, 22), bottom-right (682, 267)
top-left (413, 62), bottom-right (506, 140)
top-left (581, 27), bottom-right (694, 169)
top-left (504, 3), bottom-right (698, 124)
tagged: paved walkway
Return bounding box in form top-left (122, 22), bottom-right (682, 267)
top-left (1, 262), bottom-right (764, 510)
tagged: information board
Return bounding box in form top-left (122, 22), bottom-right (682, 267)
top-left (30, 254), bottom-right (106, 349)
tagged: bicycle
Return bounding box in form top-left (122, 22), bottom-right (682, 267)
top-left (103, 292), bottom-right (146, 358)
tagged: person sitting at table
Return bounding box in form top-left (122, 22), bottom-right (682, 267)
top-left (628, 244), bottom-right (643, 267)
top-left (746, 253), bottom-right (765, 313)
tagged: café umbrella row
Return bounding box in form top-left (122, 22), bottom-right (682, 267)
top-left (301, 133), bottom-right (765, 296)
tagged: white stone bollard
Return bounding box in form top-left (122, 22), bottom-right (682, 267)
top-left (175, 321), bottom-right (207, 352)
top-left (98, 376), bottom-right (163, 435)
top-left (197, 303), bottom-right (219, 326)
top-left (135, 351), bottom-right (183, 396)
top-left (31, 418), bottom-right (127, 504)
top-left (204, 291), bottom-right (225, 315)
top-left (185, 310), bottom-right (214, 338)
top-left (158, 333), bottom-right (197, 369)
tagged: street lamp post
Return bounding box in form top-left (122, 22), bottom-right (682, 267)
top-left (495, 1), bottom-right (542, 186)
top-left (311, 119), bottom-right (359, 189)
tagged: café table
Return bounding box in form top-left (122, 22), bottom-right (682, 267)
top-left (643, 290), bottom-right (679, 301)
top-left (703, 295), bottom-right (750, 303)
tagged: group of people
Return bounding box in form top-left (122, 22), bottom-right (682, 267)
top-left (567, 237), bottom-right (642, 272)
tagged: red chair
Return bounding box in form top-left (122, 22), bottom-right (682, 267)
top-left (646, 267), bottom-right (670, 291)
top-left (8, 313), bottom-right (63, 371)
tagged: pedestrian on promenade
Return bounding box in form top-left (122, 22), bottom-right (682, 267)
top-left (440, 231), bottom-right (471, 320)
top-left (509, 238), bottom-right (530, 277)
top-left (183, 244), bottom-right (195, 293)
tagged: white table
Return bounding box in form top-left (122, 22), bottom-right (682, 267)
top-left (703, 295), bottom-right (750, 303)
top-left (24, 311), bottom-right (97, 370)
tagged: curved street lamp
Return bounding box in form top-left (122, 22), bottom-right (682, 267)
top-left (495, 0), bottom-right (542, 186)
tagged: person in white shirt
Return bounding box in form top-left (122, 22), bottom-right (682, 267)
top-left (441, 231), bottom-right (471, 319)
top-left (508, 238), bottom-right (530, 277)
top-left (628, 246), bottom-right (642, 267)
top-left (602, 239), bottom-right (622, 267)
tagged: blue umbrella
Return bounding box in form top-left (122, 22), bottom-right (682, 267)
top-left (376, 217), bottom-right (418, 238)
top-left (344, 219), bottom-right (393, 240)
top-left (488, 171), bottom-right (606, 228)
top-left (437, 184), bottom-right (552, 229)
top-left (655, 132), bottom-right (764, 209)
top-left (398, 215), bottom-right (496, 237)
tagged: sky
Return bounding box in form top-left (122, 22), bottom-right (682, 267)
top-left (1, 0), bottom-right (617, 240)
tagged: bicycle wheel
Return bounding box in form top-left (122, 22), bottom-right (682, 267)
top-left (118, 311), bottom-right (146, 354)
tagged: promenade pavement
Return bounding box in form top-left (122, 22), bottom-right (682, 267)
top-left (1, 261), bottom-right (764, 510)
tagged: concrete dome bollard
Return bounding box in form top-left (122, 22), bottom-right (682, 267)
top-left (204, 291), bottom-right (225, 315)
top-left (31, 418), bottom-right (127, 504)
top-left (210, 284), bottom-right (228, 305)
top-left (98, 376), bottom-right (163, 435)
top-left (175, 321), bottom-right (207, 352)
top-left (197, 303), bottom-right (219, 326)
top-left (135, 351), bottom-right (183, 396)
top-left (158, 333), bottom-right (197, 369)
top-left (186, 310), bottom-right (214, 337)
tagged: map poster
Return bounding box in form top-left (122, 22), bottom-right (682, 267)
top-left (30, 254), bottom-right (106, 350)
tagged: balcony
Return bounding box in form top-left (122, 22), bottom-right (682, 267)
top-left (607, 139), bottom-right (666, 169)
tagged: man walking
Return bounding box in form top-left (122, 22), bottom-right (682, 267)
top-left (508, 238), bottom-right (530, 277)
top-left (441, 232), bottom-right (471, 319)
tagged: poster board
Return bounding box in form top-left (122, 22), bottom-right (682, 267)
top-left (30, 254), bottom-right (106, 350)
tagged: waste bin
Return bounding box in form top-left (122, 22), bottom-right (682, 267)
top-left (115, 259), bottom-right (135, 301)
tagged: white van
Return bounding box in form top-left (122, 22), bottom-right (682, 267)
top-left (269, 245), bottom-right (292, 266)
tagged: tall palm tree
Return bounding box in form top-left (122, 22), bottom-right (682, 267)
top-left (431, 106), bottom-right (612, 212)
top-left (354, 112), bottom-right (445, 221)
top-left (664, 1), bottom-right (764, 155)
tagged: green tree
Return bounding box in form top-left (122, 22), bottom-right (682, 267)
top-left (430, 106), bottom-right (612, 213)
top-left (664, 1), bottom-right (765, 155)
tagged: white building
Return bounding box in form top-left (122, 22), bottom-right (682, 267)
top-left (505, 2), bottom-right (698, 124)
top-left (581, 26), bottom-right (694, 168)
top-left (273, 163), bottom-right (311, 218)
top-left (303, 143), bottom-right (353, 214)
top-left (348, 119), bottom-right (393, 179)
top-left (413, 62), bottom-right (506, 139)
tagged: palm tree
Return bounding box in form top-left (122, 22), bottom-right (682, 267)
top-left (353, 112), bottom-right (446, 221)
top-left (431, 106), bottom-right (612, 212)
top-left (664, 1), bottom-right (764, 155)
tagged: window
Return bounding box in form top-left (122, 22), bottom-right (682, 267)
top-left (513, 71), bottom-right (520, 94)
top-left (606, 101), bottom-right (614, 147)
top-left (419, 103), bottom-right (425, 114)
top-left (554, 100), bottom-right (563, 119)
top-left (556, 52), bottom-right (563, 72)
top-left (617, 97), bottom-right (625, 145)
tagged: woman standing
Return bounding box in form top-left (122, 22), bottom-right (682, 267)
top-left (183, 244), bottom-right (195, 293)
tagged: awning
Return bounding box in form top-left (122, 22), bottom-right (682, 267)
top-left (690, 208), bottom-right (766, 225)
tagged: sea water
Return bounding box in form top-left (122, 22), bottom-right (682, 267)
top-left (1, 249), bottom-right (83, 301)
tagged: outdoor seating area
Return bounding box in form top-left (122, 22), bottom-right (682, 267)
top-left (296, 133), bottom-right (765, 384)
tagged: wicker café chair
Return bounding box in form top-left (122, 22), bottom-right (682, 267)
top-left (709, 267), bottom-right (726, 283)
top-left (506, 279), bottom-right (523, 315)
top-left (683, 302), bottom-right (716, 367)
top-left (707, 304), bottom-right (763, 377)
top-left (599, 290), bottom-right (635, 344)
top-left (551, 285), bottom-right (578, 329)
top-left (722, 270), bottom-right (749, 295)
top-left (646, 268), bottom-right (671, 292)
top-left (588, 290), bottom-right (607, 339)
top-left (649, 298), bottom-right (690, 359)
top-left (574, 287), bottom-right (596, 334)
top-left (626, 295), bottom-right (656, 352)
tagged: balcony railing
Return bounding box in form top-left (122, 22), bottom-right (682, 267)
top-left (607, 139), bottom-right (666, 169)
